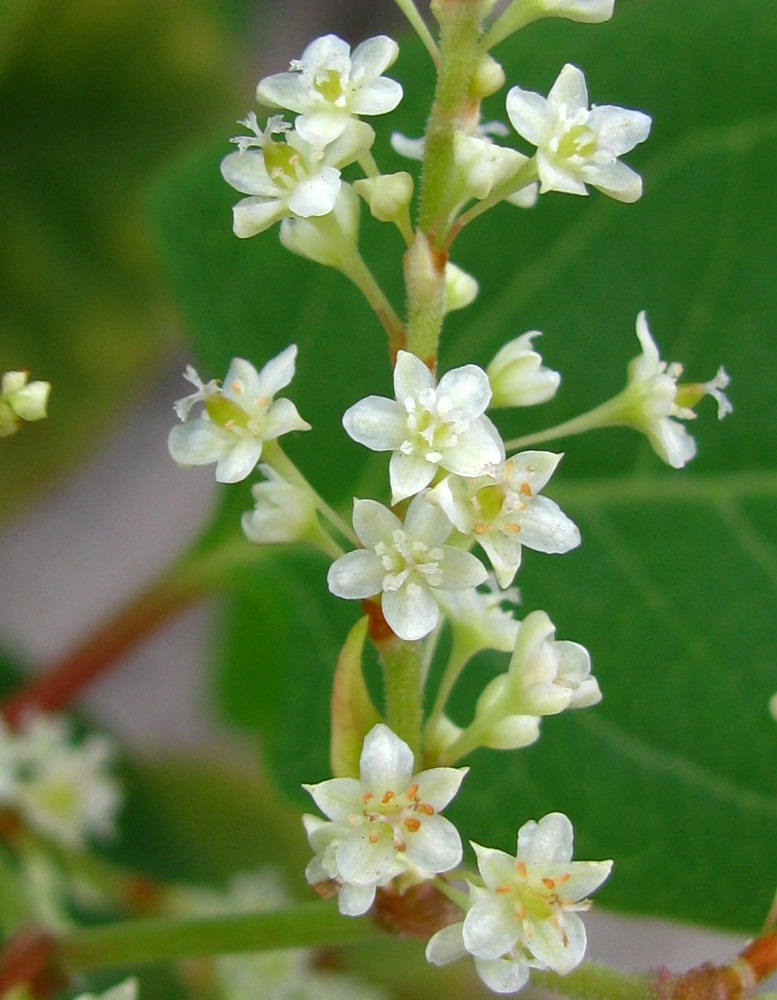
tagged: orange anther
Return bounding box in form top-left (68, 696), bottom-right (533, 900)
top-left (543, 878), bottom-right (556, 890)
top-left (407, 784), bottom-right (419, 798)
top-left (404, 817), bottom-right (421, 833)
top-left (520, 482), bottom-right (532, 497)
top-left (496, 884), bottom-right (513, 894)
top-left (516, 861), bottom-right (527, 878)
top-left (473, 523), bottom-right (489, 536)
top-left (504, 523), bottom-right (521, 535)
top-left (361, 793), bottom-right (374, 802)
top-left (419, 803), bottom-right (435, 816)
top-left (382, 790), bottom-right (396, 804)
top-left (369, 831), bottom-right (380, 844)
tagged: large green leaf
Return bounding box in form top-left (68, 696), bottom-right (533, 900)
top-left (152, 0), bottom-right (777, 931)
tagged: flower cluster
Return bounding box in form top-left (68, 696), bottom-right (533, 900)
top-left (0, 713), bottom-right (121, 849)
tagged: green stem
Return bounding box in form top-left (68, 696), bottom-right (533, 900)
top-left (392, 0), bottom-right (440, 63)
top-left (425, 641), bottom-right (471, 735)
top-left (531, 962), bottom-right (655, 1000)
top-left (479, 0), bottom-right (542, 52)
top-left (381, 638), bottom-right (425, 761)
top-left (504, 394), bottom-right (630, 452)
top-left (342, 248), bottom-right (407, 359)
top-left (58, 901), bottom-right (382, 975)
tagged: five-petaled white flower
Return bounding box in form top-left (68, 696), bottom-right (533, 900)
top-left (221, 119), bottom-right (374, 238)
top-left (426, 813), bottom-right (612, 994)
top-left (429, 452), bottom-right (580, 588)
top-left (505, 63), bottom-right (651, 202)
top-left (0, 714), bottom-right (121, 849)
top-left (168, 348), bottom-right (310, 484)
top-left (343, 350), bottom-right (505, 504)
top-left (613, 311), bottom-right (732, 468)
top-left (257, 34), bottom-right (403, 147)
top-left (328, 493), bottom-right (488, 641)
top-left (303, 724), bottom-right (467, 917)
top-left (0, 370), bottom-right (51, 437)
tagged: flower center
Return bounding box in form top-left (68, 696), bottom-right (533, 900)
top-left (263, 140), bottom-right (309, 192)
top-left (375, 531), bottom-right (444, 591)
top-left (359, 783), bottom-right (436, 851)
top-left (556, 123), bottom-right (598, 160)
top-left (401, 390), bottom-right (465, 461)
top-left (314, 68), bottom-right (347, 105)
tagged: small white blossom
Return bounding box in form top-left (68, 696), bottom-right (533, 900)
top-left (473, 610), bottom-right (599, 750)
top-left (168, 348), bottom-right (310, 484)
top-left (0, 714), bottom-right (121, 849)
top-left (426, 813), bottom-right (612, 994)
top-left (0, 370), bottom-right (51, 437)
top-left (241, 465), bottom-right (318, 544)
top-left (257, 34), bottom-right (403, 146)
top-left (221, 120), bottom-right (373, 238)
top-left (343, 350), bottom-right (505, 504)
top-left (353, 171), bottom-right (414, 223)
top-left (616, 312), bottom-right (732, 468)
top-left (279, 182), bottom-right (361, 268)
top-left (487, 332), bottom-right (560, 408)
top-left (505, 63), bottom-right (651, 202)
top-left (436, 579), bottom-right (521, 658)
top-left (430, 452), bottom-right (580, 588)
top-left (303, 724), bottom-right (467, 916)
top-left (327, 493), bottom-right (488, 641)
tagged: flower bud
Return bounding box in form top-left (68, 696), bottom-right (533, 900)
top-left (444, 262), bottom-right (478, 313)
top-left (470, 53), bottom-right (505, 99)
top-left (354, 172), bottom-right (413, 223)
top-left (487, 331), bottom-right (560, 408)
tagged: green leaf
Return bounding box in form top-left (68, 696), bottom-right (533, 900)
top-left (152, 0), bottom-right (777, 931)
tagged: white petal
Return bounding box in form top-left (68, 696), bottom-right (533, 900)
top-left (168, 420), bottom-right (231, 466)
top-left (475, 955), bottom-right (531, 995)
top-left (405, 813), bottom-right (463, 873)
top-left (359, 724), bottom-right (415, 789)
top-left (222, 357), bottom-right (262, 404)
top-left (403, 492), bottom-right (454, 546)
top-left (382, 582), bottom-right (440, 641)
top-left (556, 859), bottom-right (613, 901)
top-left (517, 812), bottom-right (574, 865)
top-left (215, 440), bottom-right (263, 483)
top-left (426, 923), bottom-right (466, 966)
top-left (288, 169), bottom-right (341, 218)
top-left (262, 398), bottom-right (311, 439)
top-left (537, 152), bottom-right (589, 196)
top-left (343, 396), bottom-right (406, 451)
top-left (389, 451), bottom-right (436, 503)
top-left (350, 35), bottom-right (399, 80)
top-left (505, 87), bottom-right (553, 147)
top-left (436, 549), bottom-right (488, 591)
top-left (393, 350), bottom-right (435, 400)
top-left (336, 829), bottom-right (404, 884)
top-left (588, 106), bottom-right (652, 155)
top-left (305, 777), bottom-right (363, 823)
top-left (351, 77), bottom-right (403, 115)
top-left (547, 64), bottom-right (588, 115)
top-left (587, 160), bottom-right (643, 203)
top-left (436, 364), bottom-right (492, 419)
top-left (463, 894), bottom-right (519, 959)
top-left (220, 151), bottom-right (274, 196)
top-left (442, 419), bottom-right (505, 477)
top-left (514, 496), bottom-right (580, 555)
top-left (256, 73), bottom-right (308, 114)
top-left (338, 882), bottom-right (377, 916)
top-left (414, 766), bottom-right (468, 811)
top-left (232, 197), bottom-right (287, 238)
top-left (327, 549), bottom-right (385, 599)
top-left (256, 344), bottom-right (298, 396)
top-left (352, 497), bottom-right (402, 548)
top-left (529, 911), bottom-right (587, 974)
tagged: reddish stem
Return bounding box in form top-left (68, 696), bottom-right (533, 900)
top-left (1, 575), bottom-right (203, 727)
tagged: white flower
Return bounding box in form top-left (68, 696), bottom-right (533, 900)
top-left (436, 579), bottom-right (521, 657)
top-left (257, 34), bottom-right (403, 147)
top-left (221, 120), bottom-right (374, 238)
top-left (487, 332), bottom-right (560, 408)
top-left (616, 312), bottom-right (732, 468)
top-left (429, 452), bottom-right (580, 588)
top-left (168, 348), bottom-right (310, 484)
top-left (426, 813), bottom-right (612, 994)
top-left (473, 610), bottom-right (599, 750)
top-left (327, 493), bottom-right (488, 641)
top-left (343, 351), bottom-right (505, 504)
top-left (0, 370), bottom-right (51, 437)
top-left (303, 724), bottom-right (467, 916)
top-left (0, 714), bottom-right (121, 849)
top-left (241, 465), bottom-right (318, 544)
top-left (505, 63), bottom-right (651, 202)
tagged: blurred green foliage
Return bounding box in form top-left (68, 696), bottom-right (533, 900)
top-left (0, 0), bottom-right (252, 511)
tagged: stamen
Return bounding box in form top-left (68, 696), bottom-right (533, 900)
top-left (406, 783), bottom-right (419, 798)
top-left (404, 817), bottom-right (421, 832)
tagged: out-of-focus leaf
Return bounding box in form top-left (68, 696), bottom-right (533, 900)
top-left (152, 0), bottom-right (777, 930)
top-left (0, 0), bottom-right (246, 512)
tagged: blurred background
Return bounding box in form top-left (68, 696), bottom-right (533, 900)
top-left (0, 0), bottom-right (767, 989)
